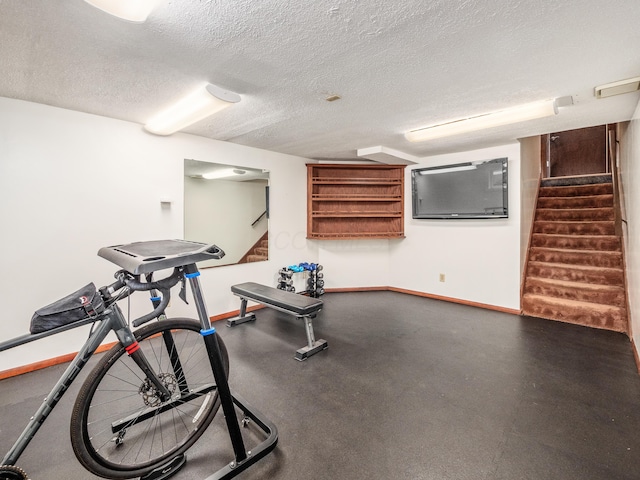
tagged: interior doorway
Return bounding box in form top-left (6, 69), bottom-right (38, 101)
top-left (541, 125), bottom-right (611, 178)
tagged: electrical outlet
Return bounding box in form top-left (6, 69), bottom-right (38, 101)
top-left (439, 273), bottom-right (445, 282)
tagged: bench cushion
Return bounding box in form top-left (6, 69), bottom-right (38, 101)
top-left (231, 282), bottom-right (323, 316)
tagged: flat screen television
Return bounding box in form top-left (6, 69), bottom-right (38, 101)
top-left (411, 157), bottom-right (508, 219)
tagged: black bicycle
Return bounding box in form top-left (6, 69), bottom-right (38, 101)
top-left (0, 240), bottom-right (277, 480)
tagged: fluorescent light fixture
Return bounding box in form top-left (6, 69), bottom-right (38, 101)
top-left (202, 168), bottom-right (241, 180)
top-left (144, 83), bottom-right (241, 136)
top-left (406, 99), bottom-right (558, 143)
top-left (595, 76), bottom-right (640, 98)
top-left (84, 0), bottom-right (162, 23)
top-left (418, 165), bottom-right (476, 175)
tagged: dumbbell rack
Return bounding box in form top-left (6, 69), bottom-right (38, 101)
top-left (277, 263), bottom-right (325, 298)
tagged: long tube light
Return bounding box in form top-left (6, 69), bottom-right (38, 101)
top-left (144, 84), bottom-right (241, 136)
top-left (418, 165), bottom-right (476, 175)
top-left (405, 99), bottom-right (558, 143)
top-left (84, 0), bottom-right (162, 23)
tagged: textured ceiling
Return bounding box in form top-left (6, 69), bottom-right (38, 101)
top-left (1, 0), bottom-right (639, 161)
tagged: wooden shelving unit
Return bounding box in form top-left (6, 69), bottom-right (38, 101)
top-left (307, 164), bottom-right (405, 240)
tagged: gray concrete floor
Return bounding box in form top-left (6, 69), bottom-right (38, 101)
top-left (2, 291), bottom-right (640, 479)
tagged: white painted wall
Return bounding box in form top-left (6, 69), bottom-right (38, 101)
top-left (184, 176), bottom-right (268, 267)
top-left (519, 136), bottom-right (541, 278)
top-left (389, 144), bottom-right (522, 310)
top-left (0, 97), bottom-right (312, 371)
top-left (618, 99), bottom-right (640, 352)
top-left (315, 239), bottom-right (392, 289)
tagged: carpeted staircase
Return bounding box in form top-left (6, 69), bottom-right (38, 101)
top-left (522, 174), bottom-right (628, 333)
top-left (238, 232), bottom-right (269, 264)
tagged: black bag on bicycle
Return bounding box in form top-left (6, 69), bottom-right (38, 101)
top-left (30, 283), bottom-right (105, 334)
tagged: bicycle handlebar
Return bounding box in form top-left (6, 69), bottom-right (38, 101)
top-left (101, 268), bottom-right (185, 328)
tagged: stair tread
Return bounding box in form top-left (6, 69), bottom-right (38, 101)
top-left (522, 293), bottom-right (625, 311)
top-left (525, 276), bottom-right (625, 292)
top-left (536, 207), bottom-right (613, 211)
top-left (534, 220), bottom-right (614, 224)
top-left (532, 233), bottom-right (619, 240)
top-left (528, 261), bottom-right (623, 272)
top-left (538, 193), bottom-right (613, 198)
top-left (530, 247), bottom-right (621, 256)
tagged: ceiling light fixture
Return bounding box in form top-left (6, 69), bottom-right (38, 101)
top-left (144, 83), bottom-right (241, 136)
top-left (201, 168), bottom-right (244, 180)
top-left (595, 76), bottom-right (640, 98)
top-left (83, 0), bottom-right (162, 23)
top-left (418, 165), bottom-right (476, 175)
top-left (405, 99), bottom-right (558, 143)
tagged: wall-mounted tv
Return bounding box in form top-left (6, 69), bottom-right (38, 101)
top-left (411, 157), bottom-right (508, 219)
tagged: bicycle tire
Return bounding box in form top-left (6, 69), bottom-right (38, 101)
top-left (70, 318), bottom-right (229, 479)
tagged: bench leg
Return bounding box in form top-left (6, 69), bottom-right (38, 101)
top-left (227, 298), bottom-right (256, 327)
top-left (295, 315), bottom-right (328, 361)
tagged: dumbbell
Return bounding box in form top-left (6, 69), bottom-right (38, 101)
top-left (316, 272), bottom-right (324, 279)
top-left (279, 278), bottom-right (293, 286)
top-left (316, 264), bottom-right (323, 272)
top-left (279, 268), bottom-right (293, 278)
top-left (316, 279), bottom-right (325, 288)
top-left (316, 287), bottom-right (325, 296)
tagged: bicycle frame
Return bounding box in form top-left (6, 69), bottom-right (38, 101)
top-left (1, 303), bottom-right (131, 466)
top-left (1, 260), bottom-right (278, 480)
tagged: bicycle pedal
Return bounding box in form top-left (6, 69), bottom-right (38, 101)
top-left (139, 454), bottom-right (186, 480)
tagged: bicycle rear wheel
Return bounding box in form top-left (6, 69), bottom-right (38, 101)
top-left (70, 318), bottom-right (229, 479)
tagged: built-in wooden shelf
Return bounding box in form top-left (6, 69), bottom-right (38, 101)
top-left (307, 164), bottom-right (405, 240)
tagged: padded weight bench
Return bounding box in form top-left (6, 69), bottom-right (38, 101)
top-left (227, 282), bottom-right (327, 360)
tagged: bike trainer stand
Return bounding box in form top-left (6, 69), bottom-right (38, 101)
top-left (140, 329), bottom-right (278, 480)
top-left (141, 391), bottom-right (278, 480)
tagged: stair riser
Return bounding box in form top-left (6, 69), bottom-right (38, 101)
top-left (255, 247), bottom-right (268, 255)
top-left (246, 255), bottom-right (268, 262)
top-left (527, 264), bottom-right (624, 285)
top-left (529, 249), bottom-right (622, 268)
top-left (535, 208), bottom-right (614, 222)
top-left (539, 184), bottom-right (613, 197)
top-left (523, 282), bottom-right (626, 307)
top-left (522, 297), bottom-right (626, 332)
top-left (530, 234), bottom-right (620, 251)
top-left (537, 195), bottom-right (613, 209)
top-left (533, 222), bottom-right (615, 236)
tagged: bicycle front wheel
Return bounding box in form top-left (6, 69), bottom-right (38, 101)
top-left (70, 318), bottom-right (229, 479)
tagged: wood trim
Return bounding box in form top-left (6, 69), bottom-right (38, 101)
top-left (209, 304), bottom-right (265, 322)
top-left (631, 338), bottom-right (640, 375)
top-left (325, 287), bottom-right (521, 314)
top-left (324, 286), bottom-right (389, 293)
top-left (520, 171), bottom-right (542, 306)
top-left (0, 342), bottom-right (116, 381)
top-left (385, 287), bottom-right (521, 314)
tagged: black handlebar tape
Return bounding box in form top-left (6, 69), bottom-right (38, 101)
top-left (124, 268), bottom-right (182, 292)
top-left (132, 288), bottom-right (171, 327)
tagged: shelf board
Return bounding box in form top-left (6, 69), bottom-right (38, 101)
top-left (311, 195), bottom-right (401, 201)
top-left (312, 212), bottom-right (402, 218)
top-left (308, 232), bottom-right (405, 239)
top-left (312, 178), bottom-right (402, 185)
